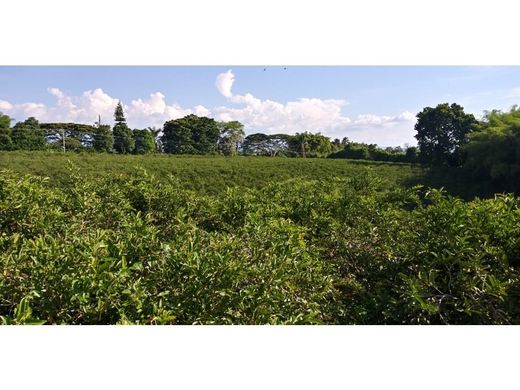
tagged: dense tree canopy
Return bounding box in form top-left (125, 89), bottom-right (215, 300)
top-left (415, 103), bottom-right (477, 166)
top-left (161, 115), bottom-right (220, 154)
top-left (288, 132), bottom-right (332, 157)
top-left (92, 124), bottom-right (114, 152)
top-left (0, 112), bottom-right (11, 129)
top-left (0, 112), bottom-right (13, 150)
top-left (241, 133), bottom-right (291, 156)
top-left (133, 129), bottom-right (156, 154)
top-left (464, 107), bottom-right (520, 193)
top-left (11, 117), bottom-right (46, 150)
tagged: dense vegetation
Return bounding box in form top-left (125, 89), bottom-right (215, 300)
top-left (0, 152), bottom-right (422, 195)
top-left (1, 166), bottom-right (519, 324)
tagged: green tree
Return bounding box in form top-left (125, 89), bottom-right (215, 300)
top-left (114, 101), bottom-right (126, 123)
top-left (133, 129), bottom-right (156, 154)
top-left (218, 121), bottom-right (245, 156)
top-left (288, 132), bottom-right (332, 157)
top-left (415, 103), bottom-right (477, 166)
top-left (464, 106), bottom-right (520, 193)
top-left (405, 146), bottom-right (418, 163)
top-left (332, 138), bottom-right (341, 152)
top-left (112, 102), bottom-right (134, 154)
top-left (113, 124), bottom-right (134, 154)
top-left (147, 127), bottom-right (163, 152)
top-left (161, 115), bottom-right (220, 154)
top-left (11, 117), bottom-right (46, 150)
top-left (93, 124), bottom-right (114, 152)
top-left (0, 112), bottom-right (11, 129)
top-left (0, 112), bottom-right (13, 150)
top-left (241, 133), bottom-right (298, 156)
top-left (0, 129), bottom-right (13, 150)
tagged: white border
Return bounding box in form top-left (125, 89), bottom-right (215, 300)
top-left (0, 325), bottom-right (518, 389)
top-left (1, 1), bottom-right (519, 388)
top-left (1, 0), bottom-right (520, 65)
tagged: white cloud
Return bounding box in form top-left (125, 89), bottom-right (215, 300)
top-left (0, 100), bottom-right (13, 111)
top-left (127, 92), bottom-right (210, 128)
top-left (215, 69), bottom-right (235, 98)
top-left (346, 112), bottom-right (417, 146)
top-left (213, 70), bottom-right (416, 146)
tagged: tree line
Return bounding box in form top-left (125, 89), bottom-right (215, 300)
top-left (0, 101), bottom-right (417, 160)
top-left (1, 100), bottom-right (520, 191)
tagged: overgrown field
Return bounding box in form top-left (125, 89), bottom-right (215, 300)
top-left (1, 156), bottom-right (520, 324)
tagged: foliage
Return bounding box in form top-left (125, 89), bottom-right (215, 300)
top-left (1, 163), bottom-right (520, 324)
top-left (0, 129), bottom-right (14, 151)
top-left (39, 122), bottom-right (103, 152)
top-left (464, 106), bottom-right (520, 193)
top-left (162, 115), bottom-right (220, 154)
top-left (0, 113), bottom-right (13, 150)
top-left (133, 129), bottom-right (156, 154)
top-left (113, 123), bottom-right (135, 154)
top-left (242, 133), bottom-right (288, 156)
top-left (328, 142), bottom-right (416, 163)
top-left (415, 103), bottom-right (477, 166)
top-left (112, 102), bottom-right (135, 154)
top-left (0, 168), bottom-right (340, 324)
top-left (92, 124), bottom-right (114, 153)
top-left (11, 117), bottom-right (46, 150)
top-left (0, 152), bottom-right (422, 195)
top-left (114, 101), bottom-right (126, 124)
top-left (218, 121), bottom-right (245, 156)
top-left (287, 132), bottom-right (332, 157)
top-left (0, 112), bottom-right (12, 129)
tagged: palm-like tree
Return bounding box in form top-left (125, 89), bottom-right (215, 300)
top-left (147, 126), bottom-right (162, 152)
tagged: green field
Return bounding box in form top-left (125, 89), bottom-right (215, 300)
top-left (0, 150), bottom-right (485, 198)
top-left (0, 151), bottom-right (423, 193)
top-left (1, 152), bottom-right (519, 325)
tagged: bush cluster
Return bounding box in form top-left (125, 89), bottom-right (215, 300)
top-left (1, 167), bottom-right (519, 324)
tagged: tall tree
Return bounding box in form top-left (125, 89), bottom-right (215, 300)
top-left (11, 117), bottom-right (46, 150)
top-left (93, 124), bottom-right (114, 152)
top-left (218, 121), bottom-right (245, 156)
top-left (241, 133), bottom-right (292, 156)
top-left (112, 102), bottom-right (134, 153)
top-left (0, 112), bottom-right (13, 150)
top-left (0, 112), bottom-right (11, 129)
top-left (415, 103), bottom-right (477, 166)
top-left (114, 101), bottom-right (126, 124)
top-left (161, 115), bottom-right (220, 154)
top-left (241, 133), bottom-right (272, 155)
top-left (288, 132), bottom-right (332, 157)
top-left (464, 106), bottom-right (520, 193)
top-left (133, 129), bottom-right (156, 154)
top-left (147, 126), bottom-right (163, 152)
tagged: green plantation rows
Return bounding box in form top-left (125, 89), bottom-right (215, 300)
top-left (0, 151), bottom-right (422, 194)
top-left (1, 165), bottom-right (520, 324)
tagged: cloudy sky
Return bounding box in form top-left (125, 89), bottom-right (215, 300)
top-left (1, 66), bottom-right (519, 146)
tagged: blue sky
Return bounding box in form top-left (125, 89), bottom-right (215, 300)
top-left (1, 66), bottom-right (520, 146)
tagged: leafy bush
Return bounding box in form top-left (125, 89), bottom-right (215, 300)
top-left (1, 164), bottom-right (519, 324)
